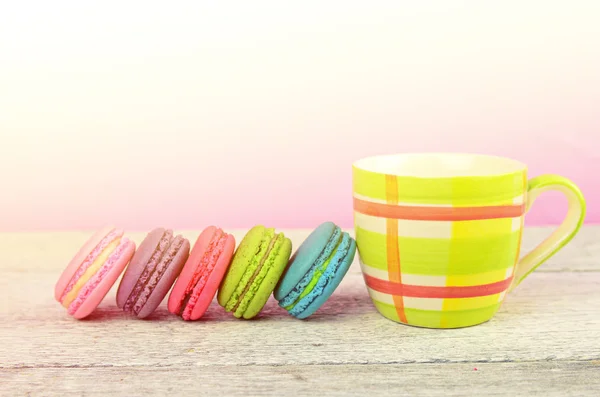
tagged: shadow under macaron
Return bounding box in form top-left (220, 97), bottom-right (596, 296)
top-left (73, 306), bottom-right (129, 322)
top-left (68, 287), bottom-right (375, 322)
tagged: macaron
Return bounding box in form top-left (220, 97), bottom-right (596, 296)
top-left (274, 222), bottom-right (356, 319)
top-left (55, 226), bottom-right (136, 319)
top-left (116, 228), bottom-right (190, 318)
top-left (217, 225), bottom-right (292, 319)
top-left (168, 226), bottom-right (235, 320)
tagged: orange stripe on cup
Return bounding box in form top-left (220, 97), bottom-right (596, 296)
top-left (353, 198), bottom-right (526, 221)
top-left (384, 175), bottom-right (407, 323)
top-left (363, 274), bottom-right (513, 299)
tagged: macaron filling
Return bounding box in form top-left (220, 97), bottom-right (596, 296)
top-left (123, 231), bottom-right (185, 315)
top-left (278, 227), bottom-right (342, 308)
top-left (225, 229), bottom-right (283, 317)
top-left (67, 237), bottom-right (133, 315)
top-left (60, 229), bottom-right (123, 307)
top-left (284, 233), bottom-right (352, 317)
top-left (178, 229), bottom-right (228, 320)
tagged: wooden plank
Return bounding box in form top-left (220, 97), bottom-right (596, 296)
top-left (2, 361), bottom-right (600, 396)
top-left (1, 226), bottom-right (598, 273)
top-left (1, 227), bottom-right (598, 396)
top-left (1, 269), bottom-right (598, 368)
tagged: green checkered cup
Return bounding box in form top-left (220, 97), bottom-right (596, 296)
top-left (352, 153), bottom-right (585, 328)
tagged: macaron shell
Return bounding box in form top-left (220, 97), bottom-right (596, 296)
top-left (189, 234), bottom-right (235, 320)
top-left (274, 222), bottom-right (336, 301)
top-left (55, 226), bottom-right (116, 302)
top-left (217, 225), bottom-right (266, 307)
top-left (168, 227), bottom-right (216, 314)
top-left (242, 236), bottom-right (292, 319)
top-left (137, 238), bottom-right (190, 319)
top-left (116, 228), bottom-right (168, 309)
top-left (72, 240), bottom-right (136, 319)
top-left (295, 237), bottom-right (356, 319)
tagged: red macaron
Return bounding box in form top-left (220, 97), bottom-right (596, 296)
top-left (168, 226), bottom-right (235, 320)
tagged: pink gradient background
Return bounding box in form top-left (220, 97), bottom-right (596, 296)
top-left (1, 2), bottom-right (598, 231)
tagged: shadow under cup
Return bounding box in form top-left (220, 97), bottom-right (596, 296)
top-left (352, 153), bottom-right (530, 329)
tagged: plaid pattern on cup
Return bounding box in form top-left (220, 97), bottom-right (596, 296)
top-left (353, 163), bottom-right (528, 328)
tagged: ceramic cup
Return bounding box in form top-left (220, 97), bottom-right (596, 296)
top-left (352, 153), bottom-right (585, 328)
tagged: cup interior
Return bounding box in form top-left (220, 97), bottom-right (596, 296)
top-left (353, 153), bottom-right (526, 178)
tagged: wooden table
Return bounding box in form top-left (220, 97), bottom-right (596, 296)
top-left (1, 227), bottom-right (599, 396)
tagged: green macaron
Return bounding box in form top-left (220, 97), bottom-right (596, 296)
top-left (217, 225), bottom-right (292, 319)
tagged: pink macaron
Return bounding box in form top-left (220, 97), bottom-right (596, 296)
top-left (116, 228), bottom-right (190, 318)
top-left (55, 226), bottom-right (136, 319)
top-left (168, 226), bottom-right (235, 320)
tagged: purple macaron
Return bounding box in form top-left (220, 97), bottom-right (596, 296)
top-left (116, 228), bottom-right (190, 318)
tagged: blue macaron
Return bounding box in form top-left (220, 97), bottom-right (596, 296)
top-left (274, 222), bottom-right (356, 319)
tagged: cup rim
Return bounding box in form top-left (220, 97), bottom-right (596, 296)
top-left (352, 152), bottom-right (527, 178)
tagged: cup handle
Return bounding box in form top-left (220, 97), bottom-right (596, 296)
top-left (510, 175), bottom-right (586, 291)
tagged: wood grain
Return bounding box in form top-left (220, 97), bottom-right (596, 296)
top-left (1, 227), bottom-right (599, 395)
top-left (3, 362), bottom-right (600, 396)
